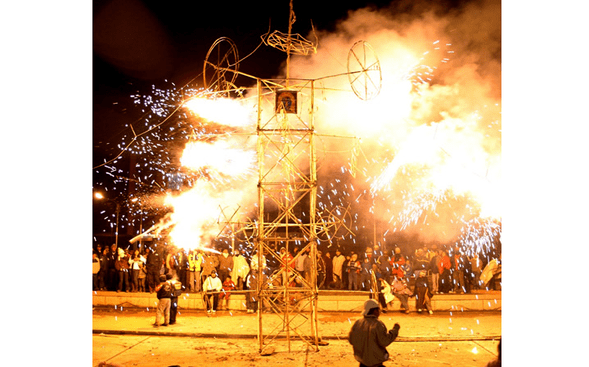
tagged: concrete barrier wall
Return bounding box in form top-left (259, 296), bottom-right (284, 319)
top-left (93, 290), bottom-right (501, 312)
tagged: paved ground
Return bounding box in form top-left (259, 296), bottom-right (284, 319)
top-left (93, 307), bottom-right (501, 367)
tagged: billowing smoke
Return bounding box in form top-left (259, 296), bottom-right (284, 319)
top-left (282, 0), bottom-right (501, 251)
top-left (132, 0), bottom-right (501, 255)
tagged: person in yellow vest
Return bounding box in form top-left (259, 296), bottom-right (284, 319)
top-left (188, 249), bottom-right (204, 292)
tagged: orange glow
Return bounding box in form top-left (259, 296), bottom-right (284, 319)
top-left (183, 96), bottom-right (254, 128)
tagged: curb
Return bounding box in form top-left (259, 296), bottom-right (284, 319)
top-left (93, 329), bottom-right (501, 342)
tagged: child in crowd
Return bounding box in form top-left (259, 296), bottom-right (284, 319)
top-left (218, 276), bottom-right (236, 310)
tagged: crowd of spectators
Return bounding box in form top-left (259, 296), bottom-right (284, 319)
top-left (92, 241), bottom-right (501, 298)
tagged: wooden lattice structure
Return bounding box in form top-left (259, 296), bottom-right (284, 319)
top-left (201, 0), bottom-right (380, 354)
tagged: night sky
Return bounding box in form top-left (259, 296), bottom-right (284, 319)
top-left (93, 0), bottom-right (399, 146)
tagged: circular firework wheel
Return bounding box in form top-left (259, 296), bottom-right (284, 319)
top-left (347, 41), bottom-right (382, 100)
top-left (316, 205), bottom-right (354, 242)
top-left (203, 37), bottom-right (240, 94)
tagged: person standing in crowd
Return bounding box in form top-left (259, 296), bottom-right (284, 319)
top-left (412, 248), bottom-right (430, 279)
top-left (364, 246), bottom-right (375, 264)
top-left (92, 252), bottom-right (101, 291)
top-left (202, 271), bottom-right (223, 314)
top-left (167, 273), bottom-right (182, 325)
top-left (332, 248), bottom-right (346, 289)
top-left (429, 248), bottom-right (442, 294)
top-left (295, 247), bottom-right (308, 283)
top-left (425, 244), bottom-right (437, 261)
top-left (414, 270), bottom-right (434, 314)
top-left (469, 252), bottom-right (483, 290)
top-left (154, 274), bottom-right (172, 327)
top-left (231, 248), bottom-right (250, 290)
top-left (280, 247), bottom-right (294, 286)
top-left (116, 248), bottom-right (131, 292)
top-left (360, 255), bottom-right (373, 291)
top-left (348, 299), bottom-right (401, 367)
top-left (438, 249), bottom-right (452, 294)
top-left (98, 247), bottom-right (109, 290)
top-left (391, 276), bottom-right (411, 313)
top-left (342, 252), bottom-right (352, 290)
top-left (377, 249), bottom-right (392, 284)
top-left (177, 249), bottom-right (189, 291)
top-left (145, 247), bottom-right (162, 293)
top-left (250, 248), bottom-right (267, 277)
top-left (218, 275), bottom-right (236, 310)
top-left (188, 249), bottom-right (203, 292)
top-left (165, 247), bottom-right (179, 279)
top-left (372, 243), bottom-right (383, 259)
top-left (347, 253), bottom-right (361, 290)
top-left (201, 251), bottom-right (219, 287)
top-left (129, 249), bottom-right (145, 292)
top-left (217, 248), bottom-right (234, 286)
top-left (317, 250), bottom-right (326, 288)
top-left (107, 245), bottom-right (118, 291)
top-left (138, 257), bottom-right (147, 292)
top-left (322, 250), bottom-right (333, 289)
top-left (246, 270), bottom-right (259, 313)
top-left (451, 247), bottom-right (467, 293)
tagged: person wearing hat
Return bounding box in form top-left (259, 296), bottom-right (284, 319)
top-left (348, 299), bottom-right (401, 367)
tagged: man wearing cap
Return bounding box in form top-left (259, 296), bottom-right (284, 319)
top-left (348, 299), bottom-right (401, 367)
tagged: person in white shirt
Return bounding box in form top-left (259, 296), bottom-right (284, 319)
top-left (129, 249), bottom-right (146, 292)
top-left (202, 271), bottom-right (223, 313)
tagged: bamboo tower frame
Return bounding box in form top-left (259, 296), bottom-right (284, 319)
top-left (201, 0), bottom-right (380, 354)
top-left (254, 76), bottom-right (321, 353)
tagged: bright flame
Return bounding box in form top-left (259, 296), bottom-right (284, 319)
top-left (183, 97), bottom-right (254, 128)
top-left (164, 180), bottom-right (253, 251)
top-left (181, 140), bottom-right (256, 177)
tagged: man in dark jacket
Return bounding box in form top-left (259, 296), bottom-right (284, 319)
top-left (106, 244), bottom-right (118, 291)
top-left (451, 247), bottom-right (469, 293)
top-left (154, 275), bottom-right (172, 327)
top-left (167, 273), bottom-right (182, 325)
top-left (348, 299), bottom-right (401, 367)
top-left (217, 248), bottom-right (234, 286)
top-left (146, 247), bottom-right (162, 293)
top-left (411, 248), bottom-right (430, 278)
